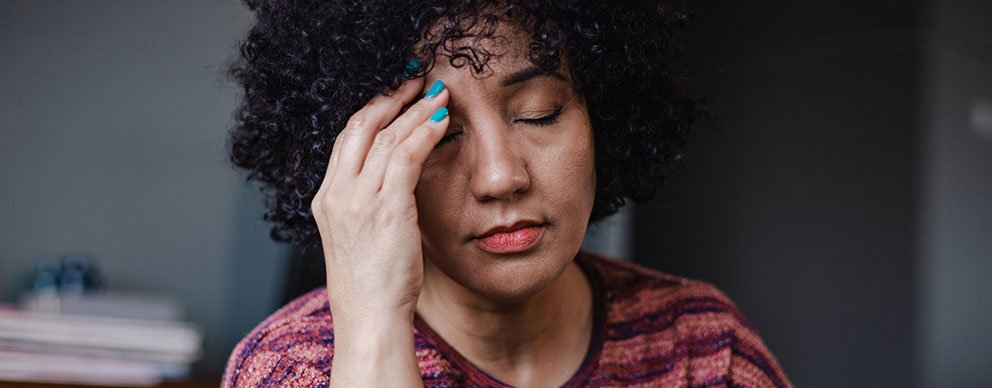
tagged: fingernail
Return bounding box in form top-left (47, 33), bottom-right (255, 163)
top-left (402, 58), bottom-right (421, 77)
top-left (424, 80), bottom-right (445, 99)
top-left (429, 107), bottom-right (448, 122)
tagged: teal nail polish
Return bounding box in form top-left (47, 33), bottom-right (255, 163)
top-left (429, 107), bottom-right (448, 122)
top-left (402, 58), bottom-right (420, 77)
top-left (424, 80), bottom-right (445, 99)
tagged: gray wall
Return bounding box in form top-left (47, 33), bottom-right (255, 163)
top-left (634, 1), bottom-right (991, 387)
top-left (919, 1), bottom-right (992, 386)
top-left (0, 1), bottom-right (287, 376)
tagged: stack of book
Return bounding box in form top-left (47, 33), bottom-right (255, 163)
top-left (0, 293), bottom-right (202, 386)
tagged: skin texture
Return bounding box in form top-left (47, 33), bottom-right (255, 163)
top-left (414, 23), bottom-right (596, 386)
top-left (415, 24), bottom-right (596, 302)
top-left (310, 19), bottom-right (596, 387)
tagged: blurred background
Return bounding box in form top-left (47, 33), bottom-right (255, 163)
top-left (0, 0), bottom-right (989, 387)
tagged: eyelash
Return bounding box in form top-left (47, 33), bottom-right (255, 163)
top-left (433, 107), bottom-right (563, 149)
top-left (519, 106), bottom-right (564, 127)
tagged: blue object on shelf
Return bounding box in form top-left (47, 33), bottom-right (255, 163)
top-left (30, 253), bottom-right (103, 294)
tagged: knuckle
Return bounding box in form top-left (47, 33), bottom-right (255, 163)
top-left (382, 199), bottom-right (417, 223)
top-left (374, 130), bottom-right (398, 149)
top-left (367, 93), bottom-right (387, 104)
top-left (373, 205), bottom-right (393, 224)
top-left (400, 205), bottom-right (418, 224)
top-left (392, 146), bottom-right (417, 165)
top-left (332, 132), bottom-right (346, 147)
top-left (310, 186), bottom-right (350, 216)
top-left (345, 113), bottom-right (368, 134)
top-left (325, 191), bottom-right (344, 210)
top-left (405, 105), bottom-right (427, 118)
top-left (344, 198), bottom-right (366, 218)
top-left (311, 194), bottom-right (328, 215)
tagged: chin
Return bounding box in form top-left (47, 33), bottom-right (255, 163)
top-left (429, 241), bottom-right (580, 304)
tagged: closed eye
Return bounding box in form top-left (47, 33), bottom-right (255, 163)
top-left (433, 107), bottom-right (564, 150)
top-left (434, 131), bottom-right (462, 149)
top-left (517, 106), bottom-right (563, 127)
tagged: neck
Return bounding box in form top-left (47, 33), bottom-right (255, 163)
top-left (416, 257), bottom-right (593, 387)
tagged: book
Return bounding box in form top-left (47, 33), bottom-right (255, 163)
top-left (0, 305), bottom-right (203, 386)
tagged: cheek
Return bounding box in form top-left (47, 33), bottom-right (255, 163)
top-left (414, 163), bottom-right (464, 247)
top-left (534, 120), bottom-right (597, 211)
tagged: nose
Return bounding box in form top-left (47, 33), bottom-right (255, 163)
top-left (469, 129), bottom-right (531, 202)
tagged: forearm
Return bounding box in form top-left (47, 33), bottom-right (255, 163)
top-left (329, 317), bottom-right (423, 387)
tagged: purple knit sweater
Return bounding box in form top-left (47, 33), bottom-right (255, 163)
top-left (223, 250), bottom-right (792, 387)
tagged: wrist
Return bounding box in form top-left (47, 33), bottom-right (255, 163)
top-left (333, 316), bottom-right (414, 350)
top-left (330, 318), bottom-right (421, 387)
top-left (326, 289), bottom-right (417, 328)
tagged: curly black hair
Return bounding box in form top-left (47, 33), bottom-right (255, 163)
top-left (227, 0), bottom-right (702, 247)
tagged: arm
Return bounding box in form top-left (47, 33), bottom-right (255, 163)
top-left (329, 318), bottom-right (420, 387)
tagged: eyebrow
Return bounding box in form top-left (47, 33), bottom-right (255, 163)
top-left (500, 66), bottom-right (567, 87)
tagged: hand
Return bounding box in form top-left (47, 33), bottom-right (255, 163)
top-left (311, 77), bottom-right (449, 329)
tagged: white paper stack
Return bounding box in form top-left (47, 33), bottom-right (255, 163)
top-left (0, 294), bottom-right (202, 387)
top-left (21, 292), bottom-right (185, 322)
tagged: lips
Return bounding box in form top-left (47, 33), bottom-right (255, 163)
top-left (474, 220), bottom-right (546, 254)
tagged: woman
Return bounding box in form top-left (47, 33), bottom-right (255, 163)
top-left (222, 0), bottom-right (791, 386)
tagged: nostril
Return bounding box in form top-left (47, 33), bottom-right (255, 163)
top-left (464, 127), bottom-right (532, 201)
top-left (470, 159), bottom-right (531, 201)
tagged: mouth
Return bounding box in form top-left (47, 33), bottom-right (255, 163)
top-left (473, 220), bottom-right (547, 254)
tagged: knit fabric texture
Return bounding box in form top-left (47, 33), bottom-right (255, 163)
top-left (222, 250), bottom-right (792, 387)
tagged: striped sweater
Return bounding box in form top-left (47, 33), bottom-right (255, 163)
top-left (222, 250), bottom-right (792, 387)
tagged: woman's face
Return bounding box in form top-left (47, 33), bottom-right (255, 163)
top-left (414, 24), bottom-right (597, 302)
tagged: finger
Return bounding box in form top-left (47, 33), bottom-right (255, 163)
top-left (315, 79), bottom-right (419, 209)
top-left (358, 84), bottom-right (448, 193)
top-left (376, 80), bottom-right (449, 146)
top-left (380, 107), bottom-right (449, 196)
top-left (332, 77), bottom-right (425, 179)
top-left (318, 131), bottom-right (348, 196)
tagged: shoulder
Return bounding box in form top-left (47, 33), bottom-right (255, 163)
top-left (578, 250), bottom-right (792, 387)
top-left (221, 287), bottom-right (334, 388)
top-left (579, 249), bottom-right (731, 311)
